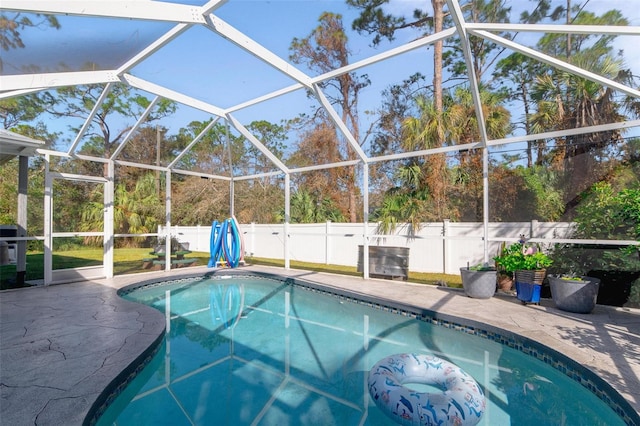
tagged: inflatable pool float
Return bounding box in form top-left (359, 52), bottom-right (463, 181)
top-left (368, 353), bottom-right (485, 425)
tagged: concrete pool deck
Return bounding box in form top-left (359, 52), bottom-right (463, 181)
top-left (1, 264), bottom-right (639, 424)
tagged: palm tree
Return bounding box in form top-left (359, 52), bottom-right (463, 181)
top-left (447, 86), bottom-right (512, 221)
top-left (401, 94), bottom-right (452, 222)
top-left (372, 164), bottom-right (429, 236)
top-left (81, 173), bottom-right (161, 247)
top-left (283, 188), bottom-right (346, 224)
top-left (530, 9), bottom-right (630, 211)
top-left (375, 85), bottom-right (512, 227)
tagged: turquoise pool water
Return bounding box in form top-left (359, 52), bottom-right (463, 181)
top-left (96, 274), bottom-right (625, 425)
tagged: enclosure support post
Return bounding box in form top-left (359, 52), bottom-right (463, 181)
top-left (443, 219), bottom-right (450, 274)
top-left (250, 222), bottom-right (255, 257)
top-left (362, 163), bottom-right (369, 279)
top-left (44, 155), bottom-right (52, 285)
top-left (165, 170), bottom-right (172, 271)
top-left (325, 221), bottom-right (331, 265)
top-left (483, 147), bottom-right (489, 264)
top-left (104, 160), bottom-right (114, 278)
top-left (16, 155), bottom-right (28, 286)
top-left (530, 220), bottom-right (539, 240)
top-left (227, 121), bottom-right (235, 217)
top-left (284, 173), bottom-right (290, 270)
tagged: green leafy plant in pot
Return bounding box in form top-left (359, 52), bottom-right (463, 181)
top-left (493, 237), bottom-right (552, 304)
top-left (495, 242), bottom-right (514, 291)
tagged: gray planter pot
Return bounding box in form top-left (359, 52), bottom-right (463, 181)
top-left (549, 276), bottom-right (601, 314)
top-left (460, 268), bottom-right (497, 299)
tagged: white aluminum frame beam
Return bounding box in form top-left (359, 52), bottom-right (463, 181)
top-left (68, 83), bottom-right (114, 155)
top-left (225, 28), bottom-right (457, 115)
top-left (0, 88), bottom-right (47, 99)
top-left (110, 96), bottom-right (161, 160)
top-left (290, 159), bottom-right (362, 175)
top-left (447, 0), bottom-right (489, 147)
top-left (205, 15), bottom-right (313, 89)
top-left (312, 84), bottom-right (368, 162)
top-left (368, 141), bottom-right (480, 164)
top-left (172, 169), bottom-right (231, 181)
top-left (366, 119), bottom-right (640, 165)
top-left (0, 70), bottom-right (120, 92)
top-left (466, 23), bottom-right (640, 36)
top-left (1, 1), bottom-right (208, 24)
top-left (447, 0), bottom-right (491, 264)
top-left (233, 170), bottom-right (283, 181)
top-left (105, 160), bottom-right (115, 278)
top-left (122, 74), bottom-right (227, 117)
top-left (168, 118), bottom-right (220, 169)
top-left (47, 172), bottom-right (108, 183)
top-left (311, 27), bottom-right (457, 86)
top-left (488, 119), bottom-right (640, 147)
top-left (472, 30), bottom-right (640, 100)
top-left (44, 156), bottom-right (52, 284)
top-left (225, 113), bottom-right (290, 173)
top-left (284, 173), bottom-right (290, 269)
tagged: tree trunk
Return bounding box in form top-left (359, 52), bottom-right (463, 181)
top-left (430, 0), bottom-right (448, 220)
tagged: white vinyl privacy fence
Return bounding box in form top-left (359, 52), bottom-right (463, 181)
top-left (161, 221), bottom-right (577, 275)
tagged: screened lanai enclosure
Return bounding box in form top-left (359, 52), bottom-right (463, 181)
top-left (0, 1), bottom-right (639, 291)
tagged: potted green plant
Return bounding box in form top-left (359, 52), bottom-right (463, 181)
top-left (460, 263), bottom-right (497, 299)
top-left (548, 274), bottom-right (601, 314)
top-left (495, 242), bottom-right (514, 292)
top-left (494, 237), bottom-right (553, 305)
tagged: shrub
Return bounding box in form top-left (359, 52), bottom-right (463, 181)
top-left (549, 183), bottom-right (640, 274)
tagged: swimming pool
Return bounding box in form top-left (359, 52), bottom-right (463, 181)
top-left (94, 273), bottom-right (630, 425)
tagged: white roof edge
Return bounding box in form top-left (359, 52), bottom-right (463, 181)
top-left (0, 129), bottom-right (47, 164)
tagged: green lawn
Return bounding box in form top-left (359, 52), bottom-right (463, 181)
top-left (0, 248), bottom-right (211, 290)
top-left (1, 250), bottom-right (462, 290)
top-left (244, 256), bottom-right (462, 287)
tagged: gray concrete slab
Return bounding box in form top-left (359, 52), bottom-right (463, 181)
top-left (1, 265), bottom-right (639, 424)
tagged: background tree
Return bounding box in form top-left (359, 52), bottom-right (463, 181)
top-left (118, 125), bottom-right (173, 189)
top-left (375, 84), bottom-right (512, 227)
top-left (528, 7), bottom-right (632, 217)
top-left (290, 12), bottom-right (369, 222)
top-left (0, 95), bottom-right (48, 130)
top-left (447, 86), bottom-right (512, 220)
top-left (347, 0), bottom-right (451, 221)
top-left (494, 52), bottom-right (545, 167)
top-left (165, 120), bottom-right (231, 225)
top-left (234, 120), bottom-right (288, 223)
top-left (288, 123), bottom-right (356, 222)
top-left (443, 0), bottom-right (512, 81)
top-left (279, 188), bottom-right (346, 223)
top-left (41, 83), bottom-right (176, 174)
top-left (244, 120), bottom-right (287, 177)
top-left (170, 120), bottom-right (229, 174)
top-left (367, 74), bottom-right (427, 211)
